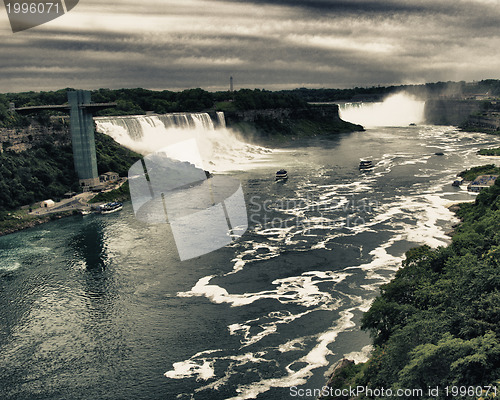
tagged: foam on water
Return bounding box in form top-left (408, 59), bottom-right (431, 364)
top-left (178, 271), bottom-right (350, 309)
top-left (0, 240), bottom-right (53, 272)
top-left (342, 345), bottom-right (374, 364)
top-left (228, 243), bottom-right (281, 275)
top-left (223, 306), bottom-right (362, 400)
top-left (166, 350), bottom-right (271, 385)
top-left (0, 260), bottom-right (21, 272)
top-left (229, 309), bottom-right (317, 348)
top-left (165, 125), bottom-right (500, 399)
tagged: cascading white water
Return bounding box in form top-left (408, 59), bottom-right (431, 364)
top-left (339, 92), bottom-right (425, 127)
top-left (216, 111), bottom-right (226, 128)
top-left (94, 112), bottom-right (271, 172)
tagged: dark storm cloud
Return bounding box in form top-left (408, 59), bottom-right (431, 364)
top-left (220, 0), bottom-right (498, 15)
top-left (217, 0), bottom-right (431, 13)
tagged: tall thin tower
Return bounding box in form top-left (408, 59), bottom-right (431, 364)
top-left (67, 90), bottom-right (99, 188)
top-left (230, 76), bottom-right (234, 92)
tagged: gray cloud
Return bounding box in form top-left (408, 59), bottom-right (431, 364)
top-left (0, 0), bottom-right (499, 92)
top-left (223, 0), bottom-right (498, 15)
top-left (216, 0), bottom-right (432, 14)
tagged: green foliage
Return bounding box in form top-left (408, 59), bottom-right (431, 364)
top-left (458, 164), bottom-right (500, 181)
top-left (2, 80), bottom-right (500, 125)
top-left (321, 361), bottom-right (367, 400)
top-left (357, 182), bottom-right (500, 398)
top-left (282, 86), bottom-right (397, 102)
top-left (225, 104), bottom-right (363, 141)
top-left (214, 101), bottom-right (237, 112)
top-left (0, 140), bottom-right (79, 210)
top-left (94, 131), bottom-right (141, 176)
top-left (478, 148), bottom-right (500, 156)
top-left (0, 131), bottom-right (139, 211)
top-left (0, 88), bottom-right (217, 123)
top-left (0, 87), bottom-right (310, 121)
top-left (231, 89), bottom-right (307, 110)
top-left (398, 332), bottom-right (500, 389)
top-left (91, 88), bottom-right (215, 115)
top-left (0, 89), bottom-right (69, 128)
top-left (89, 181), bottom-right (130, 204)
top-left (280, 80), bottom-right (500, 102)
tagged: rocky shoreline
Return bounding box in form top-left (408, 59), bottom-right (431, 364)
top-left (318, 359), bottom-right (357, 399)
top-left (0, 210), bottom-right (76, 237)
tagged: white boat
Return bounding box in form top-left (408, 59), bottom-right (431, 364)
top-left (100, 202), bottom-right (123, 214)
top-left (276, 169), bottom-right (288, 180)
top-left (80, 210), bottom-right (91, 216)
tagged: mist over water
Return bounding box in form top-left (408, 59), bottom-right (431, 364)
top-left (339, 93), bottom-right (425, 127)
top-left (95, 113), bottom-right (272, 172)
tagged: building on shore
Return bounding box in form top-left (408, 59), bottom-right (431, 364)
top-left (41, 199), bottom-right (55, 208)
top-left (467, 175), bottom-right (498, 192)
top-left (99, 171), bottom-right (119, 183)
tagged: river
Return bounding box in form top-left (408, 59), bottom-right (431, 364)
top-left (1, 109), bottom-right (499, 399)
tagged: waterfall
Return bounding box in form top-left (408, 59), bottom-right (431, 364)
top-left (96, 113), bottom-right (217, 139)
top-left (339, 93), bottom-right (425, 127)
top-left (216, 111), bottom-right (226, 128)
top-left (94, 112), bottom-right (271, 172)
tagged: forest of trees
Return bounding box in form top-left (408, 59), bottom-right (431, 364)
top-left (478, 148), bottom-right (500, 156)
top-left (2, 79), bottom-right (500, 129)
top-left (282, 80), bottom-right (500, 103)
top-left (324, 180), bottom-right (500, 399)
top-left (459, 164), bottom-right (500, 181)
top-left (0, 138), bottom-right (78, 212)
top-left (0, 131), bottom-right (140, 214)
top-left (0, 87), bottom-right (308, 127)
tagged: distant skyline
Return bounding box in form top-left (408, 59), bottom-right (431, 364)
top-left (1, 0), bottom-right (499, 93)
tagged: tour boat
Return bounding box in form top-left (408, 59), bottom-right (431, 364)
top-left (100, 202), bottom-right (123, 214)
top-left (359, 160), bottom-right (374, 170)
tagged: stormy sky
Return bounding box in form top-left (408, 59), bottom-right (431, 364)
top-left (0, 0), bottom-right (499, 93)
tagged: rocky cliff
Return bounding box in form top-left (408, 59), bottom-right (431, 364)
top-left (424, 99), bottom-right (500, 133)
top-left (223, 104), bottom-right (363, 140)
top-left (424, 99), bottom-right (483, 125)
top-left (460, 103), bottom-right (500, 133)
top-left (0, 117), bottom-right (70, 152)
top-left (224, 104), bottom-right (350, 123)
